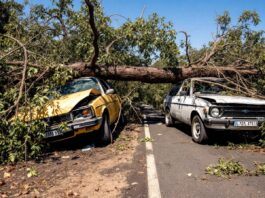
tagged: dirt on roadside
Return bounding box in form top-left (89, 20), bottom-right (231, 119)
top-left (0, 124), bottom-right (147, 198)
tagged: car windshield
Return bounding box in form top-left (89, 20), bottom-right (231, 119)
top-left (193, 79), bottom-right (230, 94)
top-left (57, 79), bottom-right (101, 96)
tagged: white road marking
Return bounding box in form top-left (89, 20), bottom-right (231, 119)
top-left (143, 115), bottom-right (162, 198)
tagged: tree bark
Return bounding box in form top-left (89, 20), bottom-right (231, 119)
top-left (6, 61), bottom-right (259, 83)
top-left (69, 62), bottom-right (258, 83)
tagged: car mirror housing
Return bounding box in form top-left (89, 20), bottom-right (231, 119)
top-left (106, 88), bottom-right (115, 94)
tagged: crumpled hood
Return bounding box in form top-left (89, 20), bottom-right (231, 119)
top-left (197, 94), bottom-right (265, 105)
top-left (17, 88), bottom-right (101, 121)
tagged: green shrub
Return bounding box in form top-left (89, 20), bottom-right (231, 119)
top-left (0, 64), bottom-right (74, 164)
top-left (0, 119), bottom-right (47, 164)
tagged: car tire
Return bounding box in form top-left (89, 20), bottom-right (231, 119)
top-left (99, 113), bottom-right (113, 145)
top-left (118, 112), bottom-right (126, 125)
top-left (191, 115), bottom-right (208, 144)
top-left (165, 110), bottom-right (174, 127)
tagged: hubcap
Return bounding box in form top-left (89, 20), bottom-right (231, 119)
top-left (192, 120), bottom-right (201, 139)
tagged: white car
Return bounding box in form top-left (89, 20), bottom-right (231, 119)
top-left (163, 77), bottom-right (265, 144)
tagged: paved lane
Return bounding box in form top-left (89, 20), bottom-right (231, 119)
top-left (143, 107), bottom-right (265, 198)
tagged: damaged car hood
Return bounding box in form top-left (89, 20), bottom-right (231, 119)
top-left (197, 94), bottom-right (265, 105)
top-left (17, 88), bottom-right (101, 121)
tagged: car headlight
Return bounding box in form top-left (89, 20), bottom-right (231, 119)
top-left (72, 106), bottom-right (94, 120)
top-left (210, 107), bottom-right (221, 118)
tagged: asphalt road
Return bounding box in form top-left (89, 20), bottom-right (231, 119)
top-left (142, 106), bottom-right (265, 198)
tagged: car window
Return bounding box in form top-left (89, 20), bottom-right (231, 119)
top-left (57, 78), bottom-right (101, 95)
top-left (180, 80), bottom-right (191, 96)
top-left (193, 79), bottom-right (228, 94)
top-left (169, 85), bottom-right (181, 96)
top-left (99, 79), bottom-right (111, 92)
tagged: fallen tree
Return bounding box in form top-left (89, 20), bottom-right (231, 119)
top-left (6, 61), bottom-right (258, 83)
top-left (69, 64), bottom-right (259, 83)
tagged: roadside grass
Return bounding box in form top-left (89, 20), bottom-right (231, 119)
top-left (206, 158), bottom-right (265, 178)
top-left (116, 136), bottom-right (135, 142)
top-left (115, 134), bottom-right (136, 152)
top-left (116, 144), bottom-right (127, 151)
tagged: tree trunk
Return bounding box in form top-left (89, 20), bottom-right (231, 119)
top-left (6, 61), bottom-right (258, 83)
top-left (69, 62), bottom-right (258, 83)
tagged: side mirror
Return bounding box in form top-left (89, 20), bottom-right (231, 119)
top-left (179, 91), bottom-right (187, 96)
top-left (106, 88), bottom-right (115, 94)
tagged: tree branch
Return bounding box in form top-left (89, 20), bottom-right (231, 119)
top-left (2, 35), bottom-right (28, 116)
top-left (105, 37), bottom-right (122, 55)
top-left (109, 14), bottom-right (129, 22)
top-left (140, 5), bottom-right (146, 18)
top-left (84, 0), bottom-right (100, 67)
top-left (179, 31), bottom-right (191, 66)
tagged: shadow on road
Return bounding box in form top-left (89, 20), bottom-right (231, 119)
top-left (173, 123), bottom-right (261, 146)
top-left (141, 104), bottom-right (262, 147)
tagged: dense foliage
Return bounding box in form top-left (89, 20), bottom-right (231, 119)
top-left (0, 0), bottom-right (265, 163)
top-left (187, 10), bottom-right (265, 94)
top-left (0, 0), bottom-right (179, 163)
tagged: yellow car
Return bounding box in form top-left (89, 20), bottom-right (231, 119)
top-left (19, 77), bottom-right (122, 144)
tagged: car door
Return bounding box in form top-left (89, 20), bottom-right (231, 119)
top-left (168, 85), bottom-right (181, 120)
top-left (99, 79), bottom-right (120, 123)
top-left (178, 79), bottom-right (193, 124)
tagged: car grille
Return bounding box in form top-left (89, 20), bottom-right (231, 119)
top-left (222, 105), bottom-right (265, 118)
top-left (45, 113), bottom-right (72, 126)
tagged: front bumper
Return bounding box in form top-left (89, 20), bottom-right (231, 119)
top-left (203, 117), bottom-right (264, 131)
top-left (45, 117), bottom-right (102, 141)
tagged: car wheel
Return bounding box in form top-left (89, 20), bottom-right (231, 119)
top-left (99, 113), bottom-right (113, 145)
top-left (191, 115), bottom-right (208, 144)
top-left (165, 110), bottom-right (173, 127)
top-left (118, 112), bottom-right (126, 125)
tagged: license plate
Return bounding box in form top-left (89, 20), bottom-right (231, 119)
top-left (234, 120), bottom-right (258, 127)
top-left (45, 130), bottom-right (62, 138)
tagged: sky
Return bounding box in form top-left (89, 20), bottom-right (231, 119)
top-left (19, 0), bottom-right (265, 49)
